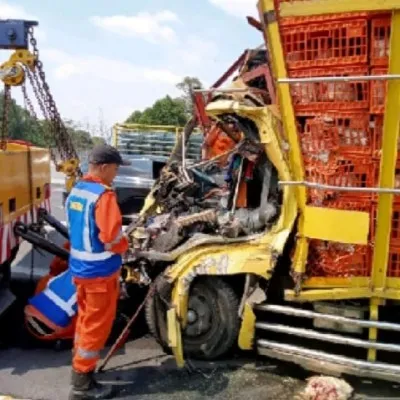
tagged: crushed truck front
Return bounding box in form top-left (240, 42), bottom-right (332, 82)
top-left (120, 0), bottom-right (400, 383)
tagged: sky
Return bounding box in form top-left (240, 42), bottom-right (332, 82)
top-left (0, 0), bottom-right (262, 133)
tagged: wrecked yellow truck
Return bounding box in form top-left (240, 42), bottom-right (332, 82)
top-left (119, 0), bottom-right (400, 384)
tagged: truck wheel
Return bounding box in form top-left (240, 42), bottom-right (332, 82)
top-left (145, 276), bottom-right (240, 360)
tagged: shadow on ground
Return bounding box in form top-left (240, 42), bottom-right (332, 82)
top-left (1, 277), bottom-right (400, 399)
top-left (97, 356), bottom-right (304, 400)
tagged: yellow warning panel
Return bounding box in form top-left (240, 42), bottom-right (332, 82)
top-left (303, 206), bottom-right (369, 245)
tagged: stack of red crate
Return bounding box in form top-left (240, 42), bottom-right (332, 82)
top-left (369, 13), bottom-right (391, 160)
top-left (276, 5), bottom-right (392, 277)
top-left (370, 14), bottom-right (391, 114)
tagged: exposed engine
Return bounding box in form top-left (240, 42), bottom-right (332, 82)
top-left (123, 120), bottom-right (281, 270)
top-left (120, 48), bottom-right (282, 286)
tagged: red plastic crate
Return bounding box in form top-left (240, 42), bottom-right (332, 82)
top-left (305, 156), bottom-right (375, 204)
top-left (373, 159), bottom-right (400, 204)
top-left (281, 19), bottom-right (368, 70)
top-left (388, 246), bottom-right (400, 278)
top-left (371, 203), bottom-right (400, 245)
top-left (280, 12), bottom-right (369, 27)
top-left (307, 240), bottom-right (371, 278)
top-left (310, 199), bottom-right (371, 212)
top-left (301, 119), bottom-right (337, 162)
top-left (371, 115), bottom-right (384, 157)
top-left (290, 66), bottom-right (369, 113)
top-left (301, 113), bottom-right (372, 157)
top-left (371, 15), bottom-right (391, 67)
top-left (370, 67), bottom-right (388, 114)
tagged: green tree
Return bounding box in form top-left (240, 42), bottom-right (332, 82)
top-left (0, 91), bottom-right (93, 151)
top-left (0, 92), bottom-right (49, 146)
top-left (126, 110), bottom-right (143, 124)
top-left (63, 119), bottom-right (93, 150)
top-left (125, 77), bottom-right (204, 125)
top-left (126, 96), bottom-right (187, 126)
top-left (92, 136), bottom-right (106, 146)
top-left (71, 129), bottom-right (93, 149)
top-left (176, 76), bottom-right (203, 114)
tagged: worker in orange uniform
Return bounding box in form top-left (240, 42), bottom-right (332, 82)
top-left (203, 124), bottom-right (236, 164)
top-left (24, 241), bottom-right (78, 342)
top-left (203, 121), bottom-right (248, 208)
top-left (66, 145), bottom-right (129, 400)
top-left (34, 241), bottom-right (71, 294)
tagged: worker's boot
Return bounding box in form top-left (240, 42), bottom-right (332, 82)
top-left (69, 370), bottom-right (113, 400)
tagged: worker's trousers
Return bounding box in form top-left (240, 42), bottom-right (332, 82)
top-left (25, 273), bottom-right (77, 341)
top-left (72, 270), bottom-right (120, 373)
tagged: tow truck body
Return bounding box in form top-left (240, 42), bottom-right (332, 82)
top-left (0, 19), bottom-right (79, 316)
top-left (0, 140), bottom-right (51, 314)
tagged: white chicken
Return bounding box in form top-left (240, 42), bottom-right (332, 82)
top-left (295, 376), bottom-right (353, 400)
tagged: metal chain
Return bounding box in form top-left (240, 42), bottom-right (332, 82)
top-left (25, 69), bottom-right (50, 121)
top-left (28, 30), bottom-right (64, 161)
top-left (33, 70), bottom-right (63, 163)
top-left (0, 85), bottom-right (11, 150)
top-left (21, 81), bottom-right (38, 119)
top-left (28, 28), bottom-right (78, 162)
top-left (23, 69), bottom-right (59, 164)
top-left (21, 80), bottom-right (55, 158)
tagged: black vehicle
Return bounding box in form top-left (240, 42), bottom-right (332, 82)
top-left (111, 155), bottom-right (167, 221)
top-left (63, 126), bottom-right (202, 221)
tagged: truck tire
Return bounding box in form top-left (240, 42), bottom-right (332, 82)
top-left (145, 276), bottom-right (240, 360)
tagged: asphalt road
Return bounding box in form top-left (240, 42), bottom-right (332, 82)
top-left (2, 172), bottom-right (400, 399)
top-left (0, 337), bottom-right (306, 400)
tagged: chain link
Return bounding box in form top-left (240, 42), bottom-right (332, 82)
top-left (21, 81), bottom-right (37, 119)
top-left (21, 80), bottom-right (55, 159)
top-left (24, 69), bottom-right (59, 163)
top-left (28, 28), bottom-right (79, 164)
top-left (25, 68), bottom-right (50, 121)
top-left (0, 85), bottom-right (11, 150)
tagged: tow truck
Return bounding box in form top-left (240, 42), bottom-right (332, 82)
top-left (119, 0), bottom-right (400, 385)
top-left (0, 19), bottom-right (79, 316)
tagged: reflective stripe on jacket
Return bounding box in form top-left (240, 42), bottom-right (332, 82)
top-left (28, 269), bottom-right (77, 329)
top-left (66, 180), bottom-right (122, 278)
